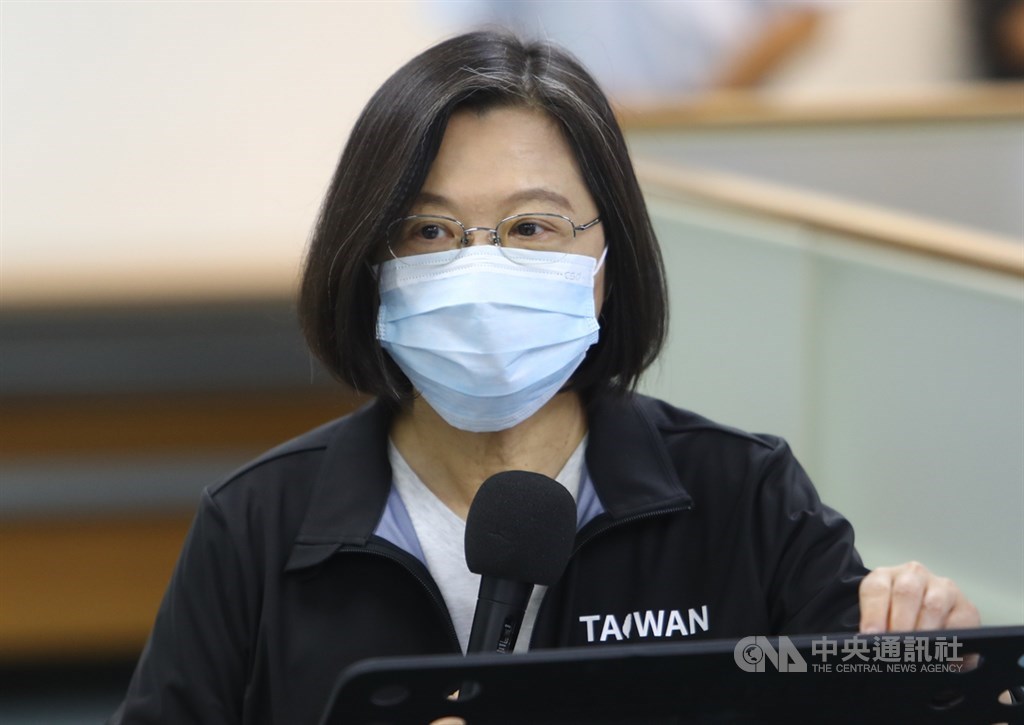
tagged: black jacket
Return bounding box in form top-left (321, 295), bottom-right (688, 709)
top-left (111, 393), bottom-right (867, 724)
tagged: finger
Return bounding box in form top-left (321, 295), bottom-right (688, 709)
top-left (888, 561), bottom-right (928, 632)
top-left (913, 576), bottom-right (956, 630)
top-left (958, 652), bottom-right (981, 672)
top-left (945, 593), bottom-right (981, 629)
top-left (859, 568), bottom-right (894, 633)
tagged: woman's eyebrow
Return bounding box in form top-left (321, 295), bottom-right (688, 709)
top-left (413, 191), bottom-right (452, 209)
top-left (504, 188), bottom-right (575, 213)
top-left (413, 188), bottom-right (576, 213)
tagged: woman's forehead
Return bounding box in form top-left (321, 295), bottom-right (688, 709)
top-left (415, 107), bottom-right (595, 215)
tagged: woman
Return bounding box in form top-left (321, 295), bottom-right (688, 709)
top-left (111, 31), bottom-right (978, 724)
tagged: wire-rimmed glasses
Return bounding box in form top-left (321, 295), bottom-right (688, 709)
top-left (385, 213), bottom-right (601, 266)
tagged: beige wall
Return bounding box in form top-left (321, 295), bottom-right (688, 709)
top-left (1, 0), bottom-right (986, 300)
top-left (770, 0), bottom-right (976, 98)
top-left (2, 1), bottom-right (444, 298)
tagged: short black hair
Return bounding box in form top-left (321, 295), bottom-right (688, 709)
top-left (299, 31), bottom-right (668, 405)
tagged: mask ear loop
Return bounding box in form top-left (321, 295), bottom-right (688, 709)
top-left (365, 258), bottom-right (381, 280)
top-left (596, 246), bottom-right (613, 310)
top-left (593, 246), bottom-right (609, 277)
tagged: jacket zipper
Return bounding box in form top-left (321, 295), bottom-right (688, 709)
top-left (530, 502), bottom-right (693, 648)
top-left (341, 505), bottom-right (694, 652)
top-left (345, 543), bottom-right (462, 654)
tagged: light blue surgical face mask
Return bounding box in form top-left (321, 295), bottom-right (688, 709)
top-left (376, 245), bottom-right (607, 432)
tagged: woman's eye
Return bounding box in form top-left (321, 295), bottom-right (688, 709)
top-left (418, 224), bottom-right (442, 240)
top-left (513, 222), bottom-right (541, 237)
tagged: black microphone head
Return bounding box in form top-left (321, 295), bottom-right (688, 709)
top-left (465, 470), bottom-right (577, 587)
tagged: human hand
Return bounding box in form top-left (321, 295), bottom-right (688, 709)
top-left (859, 561), bottom-right (980, 633)
top-left (429, 690), bottom-right (465, 725)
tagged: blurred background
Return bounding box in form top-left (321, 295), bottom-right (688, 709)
top-left (2, 1), bottom-right (1022, 722)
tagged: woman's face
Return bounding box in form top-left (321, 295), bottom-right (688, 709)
top-left (410, 106), bottom-right (607, 313)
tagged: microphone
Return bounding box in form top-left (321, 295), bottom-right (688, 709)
top-left (464, 470), bottom-right (577, 654)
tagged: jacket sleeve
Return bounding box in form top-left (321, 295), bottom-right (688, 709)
top-left (109, 488), bottom-right (256, 724)
top-left (753, 440), bottom-right (869, 634)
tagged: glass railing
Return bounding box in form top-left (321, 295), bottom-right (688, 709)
top-left (621, 83), bottom-right (1024, 241)
top-left (637, 161), bottom-right (1024, 626)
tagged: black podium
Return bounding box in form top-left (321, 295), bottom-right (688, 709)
top-left (320, 626), bottom-right (1023, 724)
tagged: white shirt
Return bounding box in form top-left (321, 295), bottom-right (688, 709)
top-left (389, 436), bottom-right (587, 652)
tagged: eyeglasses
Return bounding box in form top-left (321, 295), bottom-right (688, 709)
top-left (385, 212), bottom-right (601, 266)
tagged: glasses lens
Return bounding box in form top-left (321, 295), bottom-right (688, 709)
top-left (387, 216), bottom-right (464, 265)
top-left (496, 214), bottom-right (574, 265)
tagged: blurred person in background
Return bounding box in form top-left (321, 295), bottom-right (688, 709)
top-left (430, 0), bottom-right (829, 100)
top-left (969, 0), bottom-right (1024, 79)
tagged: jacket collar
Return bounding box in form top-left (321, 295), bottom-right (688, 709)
top-left (284, 399), bottom-right (394, 571)
top-left (284, 391), bottom-right (692, 572)
top-left (585, 392), bottom-right (693, 518)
